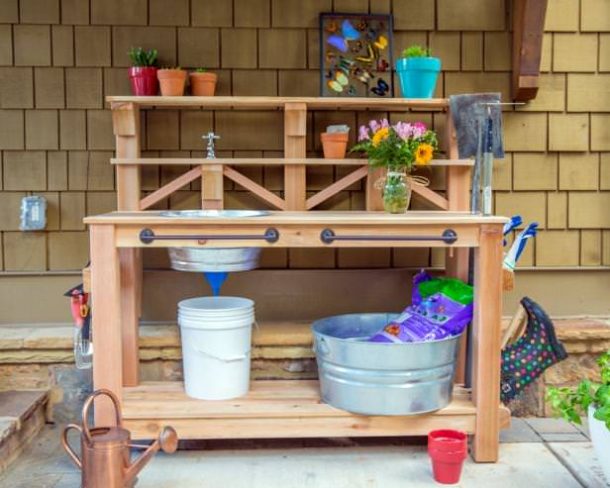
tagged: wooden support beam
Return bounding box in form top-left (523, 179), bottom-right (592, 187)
top-left (411, 184), bottom-right (449, 210)
top-left (512, 0), bottom-right (548, 102)
top-left (284, 102), bottom-right (307, 210)
top-left (306, 166), bottom-right (368, 210)
top-left (224, 166), bottom-right (286, 210)
top-left (201, 164), bottom-right (224, 210)
top-left (366, 167), bottom-right (385, 211)
top-left (139, 167), bottom-right (201, 210)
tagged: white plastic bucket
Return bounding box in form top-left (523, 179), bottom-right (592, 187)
top-left (177, 296), bottom-right (254, 400)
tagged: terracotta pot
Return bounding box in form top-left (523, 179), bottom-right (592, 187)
top-left (128, 67), bottom-right (158, 96)
top-left (321, 132), bottom-right (349, 159)
top-left (428, 430), bottom-right (468, 485)
top-left (157, 69), bottom-right (187, 96)
top-left (189, 72), bottom-right (217, 96)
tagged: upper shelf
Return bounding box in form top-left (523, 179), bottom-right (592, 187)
top-left (106, 96), bottom-right (449, 111)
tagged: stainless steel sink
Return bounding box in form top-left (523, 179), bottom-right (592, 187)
top-left (161, 210), bottom-right (269, 272)
top-left (160, 210), bottom-right (270, 218)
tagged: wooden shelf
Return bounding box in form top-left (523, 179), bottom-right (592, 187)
top-left (107, 96), bottom-right (449, 111)
top-left (121, 380), bottom-right (509, 440)
top-left (111, 157), bottom-right (474, 167)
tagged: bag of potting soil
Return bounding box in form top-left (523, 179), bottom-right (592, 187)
top-left (369, 271), bottom-right (474, 343)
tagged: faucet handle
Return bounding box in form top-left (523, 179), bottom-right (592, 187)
top-left (159, 426), bottom-right (178, 453)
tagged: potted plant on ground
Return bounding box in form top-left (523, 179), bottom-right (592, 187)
top-left (157, 67), bottom-right (187, 96)
top-left (127, 47), bottom-right (159, 96)
top-left (547, 350), bottom-right (610, 482)
top-left (189, 68), bottom-right (217, 96)
top-left (351, 119), bottom-right (438, 213)
top-left (396, 45), bottom-right (441, 99)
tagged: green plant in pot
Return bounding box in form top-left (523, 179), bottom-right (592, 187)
top-left (351, 119), bottom-right (438, 213)
top-left (157, 66), bottom-right (187, 96)
top-left (127, 47), bottom-right (158, 96)
top-left (189, 68), bottom-right (218, 97)
top-left (396, 45), bottom-right (441, 99)
top-left (547, 350), bottom-right (610, 481)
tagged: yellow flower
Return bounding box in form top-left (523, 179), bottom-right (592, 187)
top-left (415, 143), bottom-right (434, 165)
top-left (371, 127), bottom-right (390, 147)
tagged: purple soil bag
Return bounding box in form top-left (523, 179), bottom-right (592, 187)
top-left (369, 271), bottom-right (473, 343)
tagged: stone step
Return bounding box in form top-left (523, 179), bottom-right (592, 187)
top-left (0, 390), bottom-right (49, 475)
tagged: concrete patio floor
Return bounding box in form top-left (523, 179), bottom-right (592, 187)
top-left (1, 418), bottom-right (607, 488)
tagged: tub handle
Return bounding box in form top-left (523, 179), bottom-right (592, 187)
top-left (314, 337), bottom-right (331, 357)
top-left (320, 228), bottom-right (458, 245)
top-left (194, 346), bottom-right (250, 363)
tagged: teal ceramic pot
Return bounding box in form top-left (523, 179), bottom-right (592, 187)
top-left (396, 57), bottom-right (441, 99)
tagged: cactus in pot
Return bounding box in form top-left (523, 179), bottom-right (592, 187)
top-left (189, 68), bottom-right (218, 97)
top-left (127, 47), bottom-right (159, 96)
top-left (157, 66), bottom-right (187, 96)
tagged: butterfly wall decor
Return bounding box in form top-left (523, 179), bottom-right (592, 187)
top-left (320, 13), bottom-right (394, 98)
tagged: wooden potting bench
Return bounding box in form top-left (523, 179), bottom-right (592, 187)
top-left (85, 96), bottom-right (509, 463)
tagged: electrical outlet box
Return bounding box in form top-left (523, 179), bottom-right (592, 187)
top-left (20, 196), bottom-right (47, 231)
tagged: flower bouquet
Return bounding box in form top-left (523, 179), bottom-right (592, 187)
top-left (352, 119), bottom-right (439, 213)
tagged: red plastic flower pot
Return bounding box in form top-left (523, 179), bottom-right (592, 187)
top-left (128, 67), bottom-right (158, 96)
top-left (428, 430), bottom-right (468, 485)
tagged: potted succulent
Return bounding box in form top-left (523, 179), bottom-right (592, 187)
top-left (127, 47), bottom-right (159, 96)
top-left (189, 68), bottom-right (217, 96)
top-left (320, 124), bottom-right (349, 159)
top-left (396, 45), bottom-right (441, 99)
top-left (352, 119), bottom-right (438, 213)
top-left (157, 67), bottom-right (187, 96)
top-left (547, 350), bottom-right (610, 482)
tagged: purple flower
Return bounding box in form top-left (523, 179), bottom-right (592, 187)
top-left (394, 121), bottom-right (413, 140)
top-left (369, 119), bottom-right (380, 133)
top-left (358, 125), bottom-right (370, 141)
top-left (380, 118), bottom-right (390, 129)
top-left (412, 122), bottom-right (427, 138)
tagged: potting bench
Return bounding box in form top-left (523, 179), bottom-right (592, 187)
top-left (85, 96), bottom-right (509, 463)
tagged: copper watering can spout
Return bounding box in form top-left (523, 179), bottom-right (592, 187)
top-left (61, 389), bottom-right (178, 488)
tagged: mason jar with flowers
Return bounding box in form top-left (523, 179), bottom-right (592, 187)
top-left (352, 119), bottom-right (439, 213)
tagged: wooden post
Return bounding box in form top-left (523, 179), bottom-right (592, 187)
top-left (201, 164), bottom-right (224, 209)
top-left (366, 168), bottom-right (385, 211)
top-left (90, 225), bottom-right (123, 424)
top-left (284, 102), bottom-right (307, 210)
top-left (112, 102), bottom-right (141, 387)
top-left (472, 224), bottom-right (503, 462)
top-left (444, 108), bottom-right (470, 384)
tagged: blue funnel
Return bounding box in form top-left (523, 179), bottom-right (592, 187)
top-left (204, 272), bottom-right (228, 296)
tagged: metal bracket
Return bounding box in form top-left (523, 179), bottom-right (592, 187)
top-left (320, 228), bottom-right (458, 245)
top-left (139, 228), bottom-right (280, 245)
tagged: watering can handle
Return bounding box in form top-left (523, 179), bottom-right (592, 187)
top-left (61, 424), bottom-right (83, 469)
top-left (82, 389), bottom-right (123, 443)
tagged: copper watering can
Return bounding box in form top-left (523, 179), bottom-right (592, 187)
top-left (61, 389), bottom-right (178, 488)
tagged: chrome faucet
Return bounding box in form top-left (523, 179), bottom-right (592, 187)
top-left (203, 131), bottom-right (220, 159)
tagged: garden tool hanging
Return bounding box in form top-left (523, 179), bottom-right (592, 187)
top-left (62, 389), bottom-right (178, 488)
top-left (64, 283), bottom-right (93, 370)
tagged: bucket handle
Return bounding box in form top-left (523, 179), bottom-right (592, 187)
top-left (193, 346), bottom-right (250, 363)
top-left (314, 337), bottom-right (331, 357)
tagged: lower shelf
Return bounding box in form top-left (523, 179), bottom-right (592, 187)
top-left (122, 380), bottom-right (510, 440)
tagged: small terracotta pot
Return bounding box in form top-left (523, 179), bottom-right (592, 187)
top-left (428, 430), bottom-right (468, 485)
top-left (157, 69), bottom-right (187, 96)
top-left (189, 72), bottom-right (217, 96)
top-left (128, 67), bottom-right (158, 96)
top-left (321, 132), bottom-right (349, 159)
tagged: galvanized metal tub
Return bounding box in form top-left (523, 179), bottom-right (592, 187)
top-left (312, 313), bottom-right (461, 416)
top-left (167, 247), bottom-right (261, 272)
top-left (161, 210), bottom-right (269, 272)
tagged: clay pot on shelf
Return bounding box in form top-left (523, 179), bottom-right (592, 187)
top-left (321, 132), bottom-right (349, 159)
top-left (427, 429), bottom-right (468, 485)
top-left (189, 71), bottom-right (217, 96)
top-left (128, 67), bottom-right (158, 96)
top-left (157, 69), bottom-right (187, 96)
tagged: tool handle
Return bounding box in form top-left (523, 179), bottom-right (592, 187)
top-left (61, 424), bottom-right (83, 469)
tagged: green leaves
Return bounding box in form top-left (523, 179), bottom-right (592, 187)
top-left (128, 47), bottom-right (158, 67)
top-left (546, 349), bottom-right (610, 431)
top-left (401, 45), bottom-right (430, 59)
